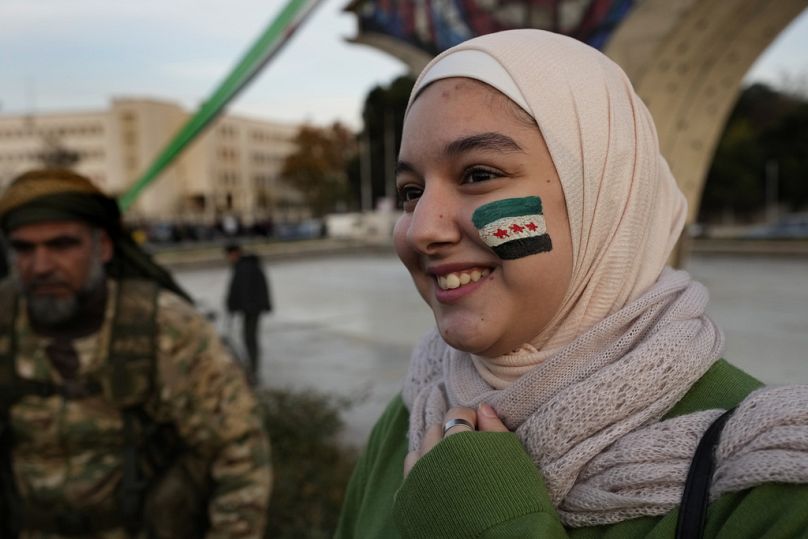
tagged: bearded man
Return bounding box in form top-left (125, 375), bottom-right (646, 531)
top-left (0, 169), bottom-right (271, 538)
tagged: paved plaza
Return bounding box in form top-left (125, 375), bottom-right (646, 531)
top-left (175, 251), bottom-right (808, 447)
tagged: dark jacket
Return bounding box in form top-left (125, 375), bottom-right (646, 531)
top-left (226, 255), bottom-right (272, 314)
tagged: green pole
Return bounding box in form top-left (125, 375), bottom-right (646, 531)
top-left (119, 0), bottom-right (322, 211)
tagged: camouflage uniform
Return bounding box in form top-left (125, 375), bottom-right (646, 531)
top-left (7, 280), bottom-right (272, 538)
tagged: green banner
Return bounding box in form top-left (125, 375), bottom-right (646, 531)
top-left (119, 0), bottom-right (322, 211)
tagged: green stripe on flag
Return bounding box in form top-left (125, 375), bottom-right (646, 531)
top-left (119, 0), bottom-right (321, 211)
top-left (472, 196), bottom-right (543, 228)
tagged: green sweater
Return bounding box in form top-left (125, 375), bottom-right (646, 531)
top-left (335, 360), bottom-right (808, 538)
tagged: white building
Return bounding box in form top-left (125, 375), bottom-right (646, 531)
top-left (0, 98), bottom-right (309, 225)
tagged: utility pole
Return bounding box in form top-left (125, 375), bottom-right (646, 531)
top-left (765, 159), bottom-right (779, 224)
top-left (383, 109), bottom-right (396, 208)
top-left (360, 129), bottom-right (372, 212)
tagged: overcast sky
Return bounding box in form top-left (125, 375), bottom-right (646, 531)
top-left (1, 0), bottom-right (806, 129)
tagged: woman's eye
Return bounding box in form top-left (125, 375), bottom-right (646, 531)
top-left (463, 167), bottom-right (502, 184)
top-left (398, 185), bottom-right (423, 201)
top-left (397, 185), bottom-right (423, 206)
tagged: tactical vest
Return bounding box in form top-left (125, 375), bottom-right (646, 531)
top-left (0, 279), bottom-right (207, 538)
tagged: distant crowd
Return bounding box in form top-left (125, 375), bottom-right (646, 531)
top-left (128, 217), bottom-right (326, 246)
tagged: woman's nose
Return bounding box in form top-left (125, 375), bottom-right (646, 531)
top-left (406, 185), bottom-right (462, 255)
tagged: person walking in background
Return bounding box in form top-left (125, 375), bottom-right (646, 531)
top-left (225, 242), bottom-right (272, 382)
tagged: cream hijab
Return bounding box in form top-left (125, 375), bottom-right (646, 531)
top-left (405, 30), bottom-right (688, 387)
top-left (402, 33), bottom-right (808, 526)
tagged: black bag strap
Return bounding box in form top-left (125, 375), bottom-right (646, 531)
top-left (676, 407), bottom-right (737, 539)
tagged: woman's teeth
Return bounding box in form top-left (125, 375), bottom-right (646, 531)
top-left (437, 268), bottom-right (490, 290)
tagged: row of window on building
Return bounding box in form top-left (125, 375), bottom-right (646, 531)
top-left (251, 150), bottom-right (288, 164)
top-left (0, 148), bottom-right (106, 163)
top-left (0, 125), bottom-right (105, 139)
top-left (217, 147), bottom-right (289, 166)
top-left (0, 145), bottom-right (284, 167)
top-left (217, 172), bottom-right (278, 188)
top-left (217, 124), bottom-right (292, 145)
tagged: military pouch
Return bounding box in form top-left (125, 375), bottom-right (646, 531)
top-left (142, 454), bottom-right (210, 539)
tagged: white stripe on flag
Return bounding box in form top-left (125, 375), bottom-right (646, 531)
top-left (478, 215), bottom-right (546, 247)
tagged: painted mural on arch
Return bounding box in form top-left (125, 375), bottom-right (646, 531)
top-left (347, 0), bottom-right (635, 56)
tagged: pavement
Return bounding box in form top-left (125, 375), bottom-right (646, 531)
top-left (173, 246), bottom-right (808, 448)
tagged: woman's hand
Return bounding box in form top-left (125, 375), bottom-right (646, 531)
top-left (404, 403), bottom-right (510, 477)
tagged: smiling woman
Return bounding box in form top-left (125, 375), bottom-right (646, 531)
top-left (335, 29), bottom-right (808, 539)
top-left (393, 76), bottom-right (572, 360)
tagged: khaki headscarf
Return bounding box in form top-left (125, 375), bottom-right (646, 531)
top-left (406, 29), bottom-right (687, 385)
top-left (0, 168), bottom-right (191, 302)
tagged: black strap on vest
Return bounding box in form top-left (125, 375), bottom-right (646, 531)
top-left (675, 407), bottom-right (737, 539)
top-left (0, 283), bottom-right (21, 539)
top-left (107, 280), bottom-right (159, 536)
top-left (0, 410), bottom-right (21, 539)
top-left (17, 503), bottom-right (124, 535)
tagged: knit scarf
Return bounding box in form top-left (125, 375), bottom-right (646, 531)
top-left (402, 268), bottom-right (808, 527)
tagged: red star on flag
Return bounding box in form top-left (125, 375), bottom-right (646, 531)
top-left (525, 222), bottom-right (538, 231)
top-left (510, 223), bottom-right (525, 233)
top-left (493, 228), bottom-right (509, 239)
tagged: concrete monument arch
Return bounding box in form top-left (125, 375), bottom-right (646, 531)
top-left (606, 0), bottom-right (807, 225)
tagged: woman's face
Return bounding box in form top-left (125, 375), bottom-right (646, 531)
top-left (394, 78), bottom-right (573, 357)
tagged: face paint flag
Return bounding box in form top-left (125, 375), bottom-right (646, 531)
top-left (472, 196), bottom-right (552, 260)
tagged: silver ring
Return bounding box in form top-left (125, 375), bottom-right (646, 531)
top-left (443, 417), bottom-right (474, 436)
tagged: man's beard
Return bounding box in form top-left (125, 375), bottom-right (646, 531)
top-left (15, 255), bottom-right (107, 328)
